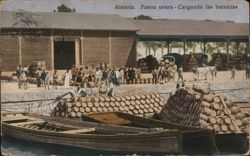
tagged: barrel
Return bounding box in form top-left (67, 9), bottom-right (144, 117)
top-left (148, 78), bottom-right (152, 84)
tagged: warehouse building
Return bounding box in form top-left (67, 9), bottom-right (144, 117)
top-left (0, 11), bottom-right (249, 71)
top-left (0, 11), bottom-right (137, 71)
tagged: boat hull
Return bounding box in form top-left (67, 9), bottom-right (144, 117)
top-left (2, 123), bottom-right (181, 154)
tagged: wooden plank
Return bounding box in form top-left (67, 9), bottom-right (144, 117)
top-left (60, 128), bottom-right (96, 134)
top-left (10, 120), bottom-right (44, 126)
top-left (219, 95), bottom-right (241, 133)
top-left (2, 117), bottom-right (29, 122)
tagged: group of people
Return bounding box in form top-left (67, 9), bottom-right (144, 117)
top-left (152, 65), bottom-right (184, 85)
top-left (35, 68), bottom-right (51, 89)
top-left (16, 65), bottom-right (58, 90)
top-left (69, 64), bottom-right (137, 89)
top-left (15, 62), bottom-right (249, 90)
top-left (16, 65), bottom-right (28, 90)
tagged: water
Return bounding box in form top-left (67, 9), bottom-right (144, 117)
top-left (2, 135), bottom-right (169, 156)
top-left (1, 135), bottom-right (139, 156)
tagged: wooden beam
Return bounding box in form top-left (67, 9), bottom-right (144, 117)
top-left (135, 36), bottom-right (138, 67)
top-left (80, 31), bottom-right (84, 65)
top-left (10, 120), bottom-right (44, 126)
top-left (50, 36), bottom-right (54, 70)
top-left (80, 37), bottom-right (84, 65)
top-left (2, 117), bottom-right (28, 122)
top-left (219, 95), bottom-right (241, 133)
top-left (109, 31), bottom-right (112, 67)
top-left (60, 128), bottom-right (96, 134)
top-left (167, 41), bottom-right (170, 54)
top-left (18, 36), bottom-right (22, 65)
top-left (203, 42), bottom-right (206, 54)
top-left (226, 40), bottom-right (229, 70)
top-left (236, 42), bottom-right (239, 56)
top-left (75, 38), bottom-right (80, 66)
top-left (183, 40), bottom-right (186, 55)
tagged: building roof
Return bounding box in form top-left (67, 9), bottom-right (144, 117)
top-left (1, 11), bottom-right (138, 31)
top-left (1, 11), bottom-right (249, 42)
top-left (132, 19), bottom-right (249, 41)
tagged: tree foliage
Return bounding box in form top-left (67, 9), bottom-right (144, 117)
top-left (54, 4), bottom-right (76, 13)
top-left (134, 14), bottom-right (153, 20)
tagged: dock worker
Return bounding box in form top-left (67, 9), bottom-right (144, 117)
top-left (64, 69), bottom-right (71, 89)
top-left (177, 66), bottom-right (184, 85)
top-left (52, 70), bottom-right (58, 89)
top-left (231, 66), bottom-right (236, 80)
top-left (44, 71), bottom-right (50, 90)
top-left (152, 68), bottom-right (158, 84)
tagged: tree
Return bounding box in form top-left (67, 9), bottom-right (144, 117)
top-left (54, 4), bottom-right (76, 13)
top-left (216, 42), bottom-right (227, 53)
top-left (186, 42), bottom-right (197, 53)
top-left (206, 43), bottom-right (217, 55)
top-left (142, 41), bottom-right (162, 56)
top-left (134, 14), bottom-right (153, 20)
top-left (170, 42), bottom-right (183, 53)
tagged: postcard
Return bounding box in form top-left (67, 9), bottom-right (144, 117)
top-left (1, 0), bottom-right (249, 155)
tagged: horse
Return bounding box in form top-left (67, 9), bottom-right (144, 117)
top-left (194, 66), bottom-right (217, 80)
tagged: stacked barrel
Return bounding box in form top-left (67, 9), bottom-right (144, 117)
top-left (137, 55), bottom-right (159, 73)
top-left (159, 59), bottom-right (177, 81)
top-left (229, 56), bottom-right (246, 70)
top-left (182, 54), bottom-right (198, 72)
top-left (51, 93), bottom-right (165, 118)
top-left (158, 85), bottom-right (249, 133)
top-left (199, 91), bottom-right (248, 133)
top-left (157, 88), bottom-right (202, 126)
top-left (210, 53), bottom-right (224, 71)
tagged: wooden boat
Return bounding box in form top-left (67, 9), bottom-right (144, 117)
top-left (2, 112), bottom-right (203, 154)
top-left (3, 112), bottom-right (247, 154)
top-left (82, 112), bottom-right (250, 154)
top-left (81, 112), bottom-right (218, 154)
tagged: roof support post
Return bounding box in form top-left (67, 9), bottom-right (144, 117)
top-left (236, 41), bottom-right (239, 56)
top-left (50, 36), bottom-right (54, 70)
top-left (80, 37), bottom-right (84, 65)
top-left (80, 31), bottom-right (84, 65)
top-left (167, 41), bottom-right (170, 54)
top-left (18, 36), bottom-right (22, 65)
top-left (183, 40), bottom-right (186, 55)
top-left (135, 37), bottom-right (139, 67)
top-left (226, 39), bottom-right (230, 70)
top-left (109, 31), bottom-right (112, 67)
top-left (161, 42), bottom-right (164, 56)
top-left (203, 41), bottom-right (206, 54)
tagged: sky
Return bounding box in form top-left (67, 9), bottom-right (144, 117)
top-left (2, 0), bottom-right (249, 23)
